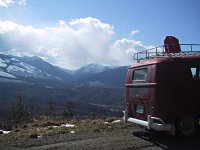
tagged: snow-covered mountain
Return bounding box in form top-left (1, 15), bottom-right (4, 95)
top-left (17, 56), bottom-right (72, 81)
top-left (0, 53), bottom-right (128, 87)
top-left (74, 64), bottom-right (112, 78)
top-left (0, 54), bottom-right (72, 82)
top-left (79, 66), bottom-right (129, 87)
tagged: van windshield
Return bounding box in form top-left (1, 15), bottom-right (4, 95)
top-left (132, 68), bottom-right (149, 82)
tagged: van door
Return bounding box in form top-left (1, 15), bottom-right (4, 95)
top-left (189, 66), bottom-right (200, 113)
top-left (126, 67), bottom-right (152, 120)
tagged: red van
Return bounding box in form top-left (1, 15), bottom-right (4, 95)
top-left (124, 36), bottom-right (200, 137)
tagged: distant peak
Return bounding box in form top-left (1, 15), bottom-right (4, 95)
top-left (81, 63), bottom-right (110, 68)
top-left (76, 63), bottom-right (112, 75)
top-left (29, 56), bottom-right (42, 60)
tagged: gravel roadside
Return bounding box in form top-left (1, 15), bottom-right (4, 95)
top-left (1, 121), bottom-right (200, 150)
top-left (24, 127), bottom-right (200, 150)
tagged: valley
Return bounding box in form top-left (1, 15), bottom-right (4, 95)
top-left (0, 54), bottom-right (128, 119)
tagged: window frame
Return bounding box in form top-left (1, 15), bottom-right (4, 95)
top-left (132, 67), bottom-right (149, 82)
top-left (190, 67), bottom-right (200, 79)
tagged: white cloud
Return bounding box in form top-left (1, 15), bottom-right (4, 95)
top-left (58, 20), bottom-right (66, 26)
top-left (0, 0), bottom-right (26, 7)
top-left (68, 17), bottom-right (114, 34)
top-left (0, 17), bottom-right (150, 69)
top-left (107, 38), bottom-right (149, 66)
top-left (130, 30), bottom-right (140, 35)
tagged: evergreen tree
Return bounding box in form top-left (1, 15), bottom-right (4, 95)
top-left (11, 94), bottom-right (29, 125)
top-left (62, 101), bottom-right (74, 119)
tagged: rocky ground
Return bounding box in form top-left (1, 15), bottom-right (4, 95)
top-left (0, 118), bottom-right (200, 150)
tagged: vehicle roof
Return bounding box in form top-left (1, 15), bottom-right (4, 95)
top-left (130, 54), bottom-right (200, 68)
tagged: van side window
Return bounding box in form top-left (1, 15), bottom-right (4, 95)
top-left (190, 67), bottom-right (200, 79)
top-left (132, 68), bottom-right (149, 82)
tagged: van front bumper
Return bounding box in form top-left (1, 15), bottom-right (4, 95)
top-left (123, 110), bottom-right (174, 132)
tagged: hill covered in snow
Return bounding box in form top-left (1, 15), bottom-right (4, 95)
top-left (0, 54), bottom-right (72, 83)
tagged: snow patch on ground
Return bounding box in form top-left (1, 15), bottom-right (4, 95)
top-left (0, 59), bottom-right (7, 67)
top-left (7, 65), bottom-right (26, 73)
top-left (11, 58), bottom-right (19, 62)
top-left (7, 64), bottom-right (46, 79)
top-left (61, 123), bottom-right (75, 128)
top-left (45, 123), bottom-right (75, 129)
top-left (55, 77), bottom-right (63, 81)
top-left (0, 58), bottom-right (5, 62)
top-left (4, 59), bottom-right (10, 63)
top-left (111, 120), bottom-right (121, 124)
top-left (69, 131), bottom-right (75, 134)
top-left (0, 58), bottom-right (7, 67)
top-left (0, 130), bottom-right (11, 134)
top-left (0, 70), bottom-right (16, 78)
top-left (14, 62), bottom-right (37, 72)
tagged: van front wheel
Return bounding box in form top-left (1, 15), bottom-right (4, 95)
top-left (176, 115), bottom-right (198, 137)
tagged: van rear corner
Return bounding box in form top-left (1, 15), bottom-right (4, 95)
top-left (124, 65), bottom-right (175, 134)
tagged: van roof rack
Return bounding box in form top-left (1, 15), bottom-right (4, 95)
top-left (134, 44), bottom-right (200, 62)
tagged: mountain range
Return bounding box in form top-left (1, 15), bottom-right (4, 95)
top-left (0, 53), bottom-right (129, 118)
top-left (0, 54), bottom-right (128, 87)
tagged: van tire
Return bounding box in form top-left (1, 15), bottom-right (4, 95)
top-left (176, 115), bottom-right (198, 137)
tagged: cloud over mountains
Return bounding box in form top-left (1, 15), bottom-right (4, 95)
top-left (0, 17), bottom-right (149, 69)
top-left (0, 0), bottom-right (26, 7)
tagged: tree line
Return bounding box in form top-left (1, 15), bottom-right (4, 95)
top-left (3, 94), bottom-right (75, 128)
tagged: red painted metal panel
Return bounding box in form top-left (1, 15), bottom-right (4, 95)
top-left (126, 54), bottom-right (200, 123)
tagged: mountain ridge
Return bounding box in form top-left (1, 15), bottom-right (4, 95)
top-left (0, 53), bottom-right (128, 87)
top-left (0, 54), bottom-right (72, 83)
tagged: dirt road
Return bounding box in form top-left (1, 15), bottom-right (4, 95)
top-left (23, 126), bottom-right (200, 150)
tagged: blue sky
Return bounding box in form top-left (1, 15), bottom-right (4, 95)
top-left (0, 0), bottom-right (200, 69)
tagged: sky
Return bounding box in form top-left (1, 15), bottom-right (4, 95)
top-left (0, 0), bottom-right (200, 69)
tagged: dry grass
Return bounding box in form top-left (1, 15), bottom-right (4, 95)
top-left (0, 116), bottom-right (131, 149)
